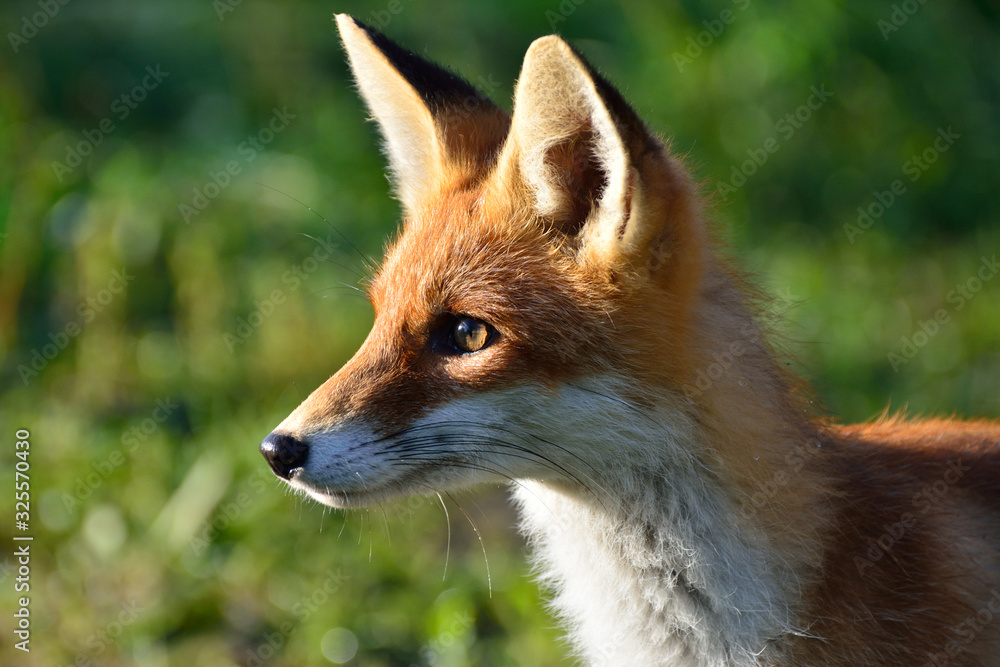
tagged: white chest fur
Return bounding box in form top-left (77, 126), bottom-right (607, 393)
top-left (514, 476), bottom-right (796, 666)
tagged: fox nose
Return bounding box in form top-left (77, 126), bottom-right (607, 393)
top-left (260, 432), bottom-right (309, 480)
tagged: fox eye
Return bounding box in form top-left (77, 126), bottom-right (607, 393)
top-left (451, 316), bottom-right (493, 354)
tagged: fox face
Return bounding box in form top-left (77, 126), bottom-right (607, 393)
top-left (261, 16), bottom-right (711, 510)
top-left (267, 197), bottom-right (617, 508)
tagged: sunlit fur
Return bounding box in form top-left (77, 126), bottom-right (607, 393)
top-left (267, 15), bottom-right (1000, 666)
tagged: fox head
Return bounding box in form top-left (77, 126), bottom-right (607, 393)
top-left (260, 15), bottom-right (712, 509)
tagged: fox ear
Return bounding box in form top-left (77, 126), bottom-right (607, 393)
top-left (335, 14), bottom-right (508, 213)
top-left (492, 36), bottom-right (702, 276)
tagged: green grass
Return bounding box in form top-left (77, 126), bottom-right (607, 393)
top-left (1, 0), bottom-right (998, 665)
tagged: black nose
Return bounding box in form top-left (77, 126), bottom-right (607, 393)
top-left (260, 432), bottom-right (309, 480)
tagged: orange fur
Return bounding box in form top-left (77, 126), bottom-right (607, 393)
top-left (262, 17), bottom-right (1000, 665)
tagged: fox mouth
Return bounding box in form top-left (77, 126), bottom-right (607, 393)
top-left (286, 474), bottom-right (413, 509)
top-left (259, 430), bottom-right (409, 507)
top-left (291, 480), bottom-right (389, 509)
top-left (282, 458), bottom-right (455, 509)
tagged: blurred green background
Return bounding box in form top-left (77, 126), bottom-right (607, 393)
top-left (1, 0), bottom-right (998, 665)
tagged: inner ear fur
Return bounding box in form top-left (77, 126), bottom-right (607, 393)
top-left (489, 35), bottom-right (704, 285)
top-left (336, 14), bottom-right (509, 213)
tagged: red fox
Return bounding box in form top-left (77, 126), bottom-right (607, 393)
top-left (261, 14), bottom-right (1000, 665)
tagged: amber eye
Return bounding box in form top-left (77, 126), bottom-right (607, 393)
top-left (451, 316), bottom-right (491, 353)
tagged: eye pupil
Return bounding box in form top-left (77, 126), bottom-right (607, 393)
top-left (453, 317), bottom-right (489, 353)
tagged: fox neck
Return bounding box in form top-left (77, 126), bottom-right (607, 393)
top-left (513, 278), bottom-right (823, 666)
top-left (514, 418), bottom-right (803, 666)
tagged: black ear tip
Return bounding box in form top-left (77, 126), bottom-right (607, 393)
top-left (336, 12), bottom-right (400, 55)
top-left (554, 39), bottom-right (653, 153)
top-left (340, 14), bottom-right (375, 36)
top-left (340, 15), bottom-right (497, 111)
top-left (336, 14), bottom-right (381, 43)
